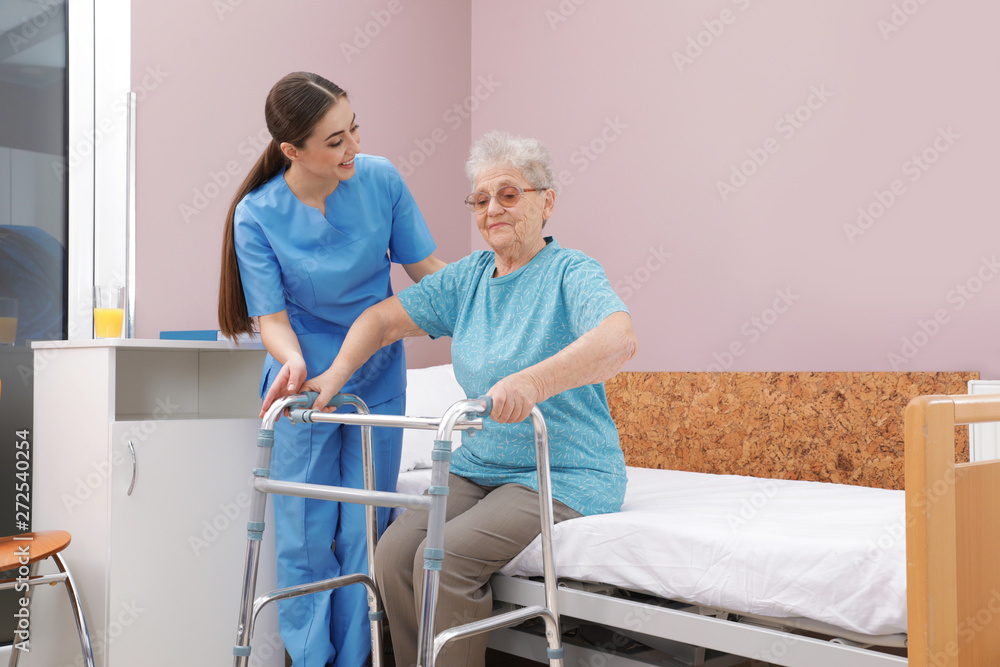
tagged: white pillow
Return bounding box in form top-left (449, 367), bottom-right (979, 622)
top-left (399, 364), bottom-right (467, 472)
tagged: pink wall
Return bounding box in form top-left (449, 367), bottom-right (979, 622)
top-left (131, 0), bottom-right (469, 364)
top-left (471, 1), bottom-right (999, 379)
top-left (133, 1), bottom-right (999, 379)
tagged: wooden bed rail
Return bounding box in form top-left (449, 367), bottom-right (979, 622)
top-left (949, 393), bottom-right (1000, 425)
top-left (905, 393), bottom-right (1000, 667)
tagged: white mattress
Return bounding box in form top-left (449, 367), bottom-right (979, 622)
top-left (393, 466), bottom-right (907, 637)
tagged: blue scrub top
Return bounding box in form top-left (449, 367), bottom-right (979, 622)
top-left (234, 154), bottom-right (436, 405)
top-left (397, 237), bottom-right (629, 516)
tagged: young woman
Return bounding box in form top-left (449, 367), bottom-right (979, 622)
top-left (219, 72), bottom-right (444, 667)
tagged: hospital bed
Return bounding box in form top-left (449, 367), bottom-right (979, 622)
top-left (395, 365), bottom-right (997, 666)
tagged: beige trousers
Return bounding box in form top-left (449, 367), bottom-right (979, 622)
top-left (373, 474), bottom-right (580, 667)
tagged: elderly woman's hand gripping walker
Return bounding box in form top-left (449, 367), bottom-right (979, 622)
top-left (261, 131), bottom-right (637, 667)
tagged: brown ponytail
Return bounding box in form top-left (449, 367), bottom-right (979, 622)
top-left (218, 72), bottom-right (347, 339)
top-left (218, 140), bottom-right (288, 338)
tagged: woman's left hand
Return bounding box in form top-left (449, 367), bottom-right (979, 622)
top-left (260, 354), bottom-right (308, 417)
top-left (486, 373), bottom-right (543, 424)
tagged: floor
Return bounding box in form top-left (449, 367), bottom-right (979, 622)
top-left (380, 647), bottom-right (770, 667)
top-left (280, 634), bottom-right (553, 666)
top-left (282, 621), bottom-right (906, 666)
top-left (284, 625), bottom-right (907, 666)
top-left (480, 657), bottom-right (768, 667)
top-left (379, 647), bottom-right (543, 666)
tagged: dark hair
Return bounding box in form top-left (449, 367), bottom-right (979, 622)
top-left (218, 72), bottom-right (347, 339)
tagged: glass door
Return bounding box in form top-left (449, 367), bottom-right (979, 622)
top-left (0, 0), bottom-right (68, 345)
top-left (0, 0), bottom-right (68, 648)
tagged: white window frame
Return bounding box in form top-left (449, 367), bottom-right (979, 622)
top-left (67, 0), bottom-right (131, 339)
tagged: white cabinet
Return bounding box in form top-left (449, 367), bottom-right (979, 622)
top-left (29, 340), bottom-right (283, 667)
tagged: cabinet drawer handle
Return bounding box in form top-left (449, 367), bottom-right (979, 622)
top-left (127, 440), bottom-right (137, 496)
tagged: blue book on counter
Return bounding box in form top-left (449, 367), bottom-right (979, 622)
top-left (159, 329), bottom-right (218, 341)
top-left (160, 330), bottom-right (261, 344)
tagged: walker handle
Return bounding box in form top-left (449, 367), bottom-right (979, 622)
top-left (299, 391), bottom-right (347, 410)
top-left (475, 395), bottom-right (493, 416)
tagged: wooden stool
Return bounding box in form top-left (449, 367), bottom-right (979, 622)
top-left (0, 531), bottom-right (94, 667)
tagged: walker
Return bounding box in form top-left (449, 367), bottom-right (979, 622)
top-left (231, 391), bottom-right (565, 667)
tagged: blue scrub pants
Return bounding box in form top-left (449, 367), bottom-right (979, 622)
top-left (271, 394), bottom-right (404, 667)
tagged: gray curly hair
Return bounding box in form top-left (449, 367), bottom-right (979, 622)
top-left (465, 130), bottom-right (559, 195)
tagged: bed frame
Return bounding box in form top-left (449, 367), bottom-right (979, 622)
top-left (478, 371), bottom-right (1000, 666)
top-left (906, 393), bottom-right (1000, 667)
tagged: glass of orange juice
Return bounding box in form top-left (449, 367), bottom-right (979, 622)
top-left (94, 286), bottom-right (125, 338)
top-left (0, 297), bottom-right (16, 345)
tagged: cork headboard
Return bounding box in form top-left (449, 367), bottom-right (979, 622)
top-left (605, 371), bottom-right (977, 490)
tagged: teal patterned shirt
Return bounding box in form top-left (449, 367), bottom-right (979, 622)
top-left (397, 237), bottom-right (628, 516)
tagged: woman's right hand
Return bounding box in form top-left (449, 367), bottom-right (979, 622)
top-left (486, 372), bottom-right (543, 424)
top-left (260, 355), bottom-right (308, 416)
top-left (299, 369), bottom-right (348, 413)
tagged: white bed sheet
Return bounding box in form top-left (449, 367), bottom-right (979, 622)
top-left (393, 466), bottom-right (907, 637)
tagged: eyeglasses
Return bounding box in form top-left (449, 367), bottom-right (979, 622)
top-left (464, 186), bottom-right (541, 213)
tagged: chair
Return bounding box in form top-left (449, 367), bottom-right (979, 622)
top-left (0, 531), bottom-right (94, 667)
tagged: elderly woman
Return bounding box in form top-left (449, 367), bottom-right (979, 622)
top-left (262, 130), bottom-right (637, 667)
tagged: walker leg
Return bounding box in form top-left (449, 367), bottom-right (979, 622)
top-left (417, 400), bottom-right (490, 667)
top-left (362, 477), bottom-right (386, 667)
top-left (416, 568), bottom-right (442, 667)
top-left (541, 612), bottom-right (564, 667)
top-left (233, 425), bottom-right (276, 666)
top-left (370, 617), bottom-right (384, 667)
top-left (416, 435), bottom-right (452, 667)
top-left (359, 414), bottom-right (386, 667)
top-left (530, 409), bottom-right (564, 665)
top-left (233, 539), bottom-right (264, 666)
top-left (417, 403), bottom-right (563, 667)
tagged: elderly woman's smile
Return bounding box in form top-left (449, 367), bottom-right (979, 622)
top-left (472, 166), bottom-right (554, 276)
